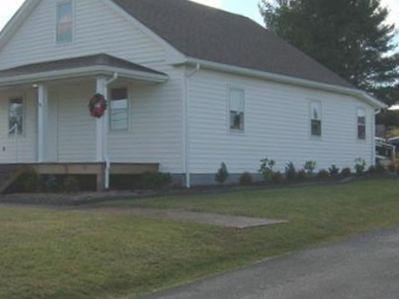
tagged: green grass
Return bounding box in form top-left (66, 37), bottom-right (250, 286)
top-left (1, 179), bottom-right (399, 299)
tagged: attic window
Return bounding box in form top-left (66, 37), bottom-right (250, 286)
top-left (56, 1), bottom-right (73, 43)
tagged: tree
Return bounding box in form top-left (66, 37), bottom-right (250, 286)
top-left (260, 0), bottom-right (399, 106)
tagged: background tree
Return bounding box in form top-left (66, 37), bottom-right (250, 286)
top-left (260, 0), bottom-right (399, 107)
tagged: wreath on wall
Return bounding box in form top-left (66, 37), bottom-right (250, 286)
top-left (89, 93), bottom-right (107, 118)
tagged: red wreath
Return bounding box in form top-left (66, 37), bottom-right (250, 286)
top-left (89, 93), bottom-right (107, 118)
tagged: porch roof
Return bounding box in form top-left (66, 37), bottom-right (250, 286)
top-left (0, 54), bottom-right (168, 87)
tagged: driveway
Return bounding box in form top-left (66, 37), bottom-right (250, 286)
top-left (145, 227), bottom-right (399, 299)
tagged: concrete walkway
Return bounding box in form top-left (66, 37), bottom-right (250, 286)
top-left (91, 207), bottom-right (288, 228)
top-left (145, 227), bottom-right (399, 299)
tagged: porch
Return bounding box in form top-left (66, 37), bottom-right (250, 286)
top-left (0, 54), bottom-right (169, 190)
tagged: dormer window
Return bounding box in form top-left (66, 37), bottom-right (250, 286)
top-left (56, 1), bottom-right (73, 43)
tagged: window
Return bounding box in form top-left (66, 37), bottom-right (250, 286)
top-left (229, 88), bottom-right (245, 131)
top-left (9, 98), bottom-right (24, 135)
top-left (357, 108), bottom-right (366, 140)
top-left (310, 101), bottom-right (322, 137)
top-left (110, 88), bottom-right (129, 131)
top-left (56, 1), bottom-right (73, 43)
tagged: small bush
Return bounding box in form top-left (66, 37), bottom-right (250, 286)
top-left (328, 165), bottom-right (340, 177)
top-left (215, 163), bottom-right (229, 185)
top-left (318, 169), bottom-right (330, 179)
top-left (341, 167), bottom-right (352, 177)
top-left (272, 171), bottom-right (284, 184)
top-left (259, 158), bottom-right (276, 181)
top-left (21, 169), bottom-right (42, 192)
top-left (388, 163), bottom-right (396, 173)
top-left (297, 169), bottom-right (307, 181)
top-left (63, 176), bottom-right (80, 193)
top-left (368, 165), bottom-right (377, 175)
top-left (304, 161), bottom-right (317, 175)
top-left (354, 158), bottom-right (366, 176)
top-left (375, 164), bottom-right (387, 174)
top-left (239, 172), bottom-right (253, 186)
top-left (285, 162), bottom-right (297, 181)
top-left (140, 172), bottom-right (172, 190)
top-left (44, 175), bottom-right (62, 193)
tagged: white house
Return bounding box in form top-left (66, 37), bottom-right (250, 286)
top-left (0, 0), bottom-right (386, 189)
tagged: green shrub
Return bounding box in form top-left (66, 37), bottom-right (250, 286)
top-left (21, 169), bottom-right (42, 193)
top-left (44, 175), bottom-right (62, 193)
top-left (328, 165), bottom-right (340, 177)
top-left (285, 162), bottom-right (297, 181)
top-left (304, 161), bottom-right (317, 175)
top-left (368, 165), bottom-right (377, 175)
top-left (63, 176), bottom-right (80, 193)
top-left (215, 163), bottom-right (229, 185)
top-left (239, 172), bottom-right (253, 186)
top-left (140, 173), bottom-right (172, 190)
top-left (318, 169), bottom-right (330, 179)
top-left (297, 169), bottom-right (307, 181)
top-left (341, 168), bottom-right (352, 177)
top-left (272, 171), bottom-right (284, 184)
top-left (354, 158), bottom-right (366, 176)
top-left (388, 163), bottom-right (396, 173)
top-left (259, 158), bottom-right (276, 181)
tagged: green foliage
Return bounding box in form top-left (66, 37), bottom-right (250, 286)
top-left (375, 164), bottom-right (387, 174)
top-left (285, 162), bottom-right (297, 181)
top-left (387, 163), bottom-right (396, 173)
top-left (215, 163), bottom-right (229, 185)
top-left (259, 158), bottom-right (276, 181)
top-left (63, 176), bottom-right (80, 193)
top-left (297, 169), bottom-right (307, 181)
top-left (304, 161), bottom-right (317, 175)
top-left (271, 171), bottom-right (284, 184)
top-left (44, 175), bottom-right (62, 193)
top-left (260, 0), bottom-right (399, 106)
top-left (239, 172), bottom-right (253, 186)
top-left (140, 173), bottom-right (172, 190)
top-left (318, 169), bottom-right (330, 179)
top-left (354, 158), bottom-right (367, 175)
top-left (328, 165), bottom-right (340, 177)
top-left (341, 167), bottom-right (353, 177)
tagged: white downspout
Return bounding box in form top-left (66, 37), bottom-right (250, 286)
top-left (104, 72), bottom-right (118, 190)
top-left (184, 63), bottom-right (200, 188)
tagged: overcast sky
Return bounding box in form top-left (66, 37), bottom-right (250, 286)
top-left (0, 0), bottom-right (398, 45)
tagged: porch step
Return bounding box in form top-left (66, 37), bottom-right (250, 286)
top-left (0, 165), bottom-right (28, 194)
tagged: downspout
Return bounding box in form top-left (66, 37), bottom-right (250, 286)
top-left (184, 63), bottom-right (200, 188)
top-left (104, 72), bottom-right (118, 189)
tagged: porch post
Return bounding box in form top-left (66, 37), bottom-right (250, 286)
top-left (95, 76), bottom-right (108, 163)
top-left (37, 84), bottom-right (48, 162)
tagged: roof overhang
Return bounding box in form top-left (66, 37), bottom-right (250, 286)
top-left (179, 58), bottom-right (388, 110)
top-left (0, 65), bottom-right (168, 88)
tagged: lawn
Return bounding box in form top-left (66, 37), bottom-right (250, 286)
top-left (1, 179), bottom-right (399, 299)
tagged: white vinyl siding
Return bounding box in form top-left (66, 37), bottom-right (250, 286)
top-left (188, 69), bottom-right (375, 174)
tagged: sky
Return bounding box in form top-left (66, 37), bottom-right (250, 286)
top-left (0, 0), bottom-right (398, 45)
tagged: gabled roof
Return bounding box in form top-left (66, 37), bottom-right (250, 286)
top-left (112, 0), bottom-right (352, 89)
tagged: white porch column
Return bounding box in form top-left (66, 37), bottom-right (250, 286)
top-left (37, 84), bottom-right (48, 162)
top-left (95, 76), bottom-right (108, 162)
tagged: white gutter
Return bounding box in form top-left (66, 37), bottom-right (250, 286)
top-left (183, 63), bottom-right (201, 188)
top-left (178, 58), bottom-right (387, 109)
top-left (0, 65), bottom-right (168, 88)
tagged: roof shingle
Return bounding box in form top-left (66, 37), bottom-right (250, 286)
top-left (112, 0), bottom-right (352, 88)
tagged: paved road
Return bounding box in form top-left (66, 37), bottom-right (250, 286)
top-left (145, 228), bottom-right (399, 299)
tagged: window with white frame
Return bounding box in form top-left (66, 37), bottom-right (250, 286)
top-left (310, 101), bottom-right (322, 137)
top-left (56, 1), bottom-right (73, 43)
top-left (9, 98), bottom-right (24, 135)
top-left (357, 108), bottom-right (366, 140)
top-left (229, 88), bottom-right (245, 131)
top-left (110, 88), bottom-right (129, 131)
